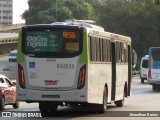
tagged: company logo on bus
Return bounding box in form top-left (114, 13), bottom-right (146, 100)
top-left (44, 80), bottom-right (59, 85)
top-left (27, 36), bottom-right (48, 48)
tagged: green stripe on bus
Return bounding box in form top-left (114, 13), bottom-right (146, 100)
top-left (79, 32), bottom-right (90, 64)
top-left (17, 30), bottom-right (25, 63)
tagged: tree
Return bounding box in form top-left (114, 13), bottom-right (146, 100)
top-left (154, 0), bottom-right (160, 5)
top-left (22, 0), bottom-right (95, 24)
top-left (22, 0), bottom-right (160, 62)
top-left (95, 0), bottom-right (160, 61)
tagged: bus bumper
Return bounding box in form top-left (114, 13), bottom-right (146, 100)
top-left (147, 79), bottom-right (160, 85)
top-left (17, 88), bottom-right (88, 102)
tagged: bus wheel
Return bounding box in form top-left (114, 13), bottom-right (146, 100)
top-left (99, 87), bottom-right (108, 113)
top-left (152, 85), bottom-right (156, 91)
top-left (115, 90), bottom-right (125, 107)
top-left (157, 86), bottom-right (160, 91)
top-left (141, 78), bottom-right (144, 83)
top-left (39, 102), bottom-right (58, 113)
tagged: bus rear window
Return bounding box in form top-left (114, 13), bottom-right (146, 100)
top-left (142, 59), bottom-right (148, 68)
top-left (22, 26), bottom-right (83, 58)
top-left (152, 48), bottom-right (160, 61)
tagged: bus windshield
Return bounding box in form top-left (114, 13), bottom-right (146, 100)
top-left (152, 48), bottom-right (160, 61)
top-left (22, 26), bottom-right (83, 58)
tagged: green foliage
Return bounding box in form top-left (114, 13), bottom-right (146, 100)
top-left (154, 0), bottom-right (160, 5)
top-left (95, 0), bottom-right (160, 61)
top-left (22, 0), bottom-right (95, 24)
top-left (22, 0), bottom-right (160, 63)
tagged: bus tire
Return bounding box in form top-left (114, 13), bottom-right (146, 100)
top-left (152, 85), bottom-right (156, 91)
top-left (99, 87), bottom-right (108, 113)
top-left (0, 97), bottom-right (5, 111)
top-left (141, 78), bottom-right (144, 83)
top-left (115, 90), bottom-right (125, 107)
top-left (39, 102), bottom-right (58, 112)
top-left (157, 86), bottom-right (160, 91)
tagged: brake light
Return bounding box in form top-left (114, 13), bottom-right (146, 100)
top-left (148, 69), bottom-right (151, 78)
top-left (18, 64), bottom-right (26, 89)
top-left (77, 65), bottom-right (86, 89)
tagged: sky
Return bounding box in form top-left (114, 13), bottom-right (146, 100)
top-left (13, 0), bottom-right (29, 24)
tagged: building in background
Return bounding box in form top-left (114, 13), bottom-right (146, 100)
top-left (0, 0), bottom-right (13, 25)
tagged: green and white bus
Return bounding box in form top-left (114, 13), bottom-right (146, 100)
top-left (17, 21), bottom-right (132, 113)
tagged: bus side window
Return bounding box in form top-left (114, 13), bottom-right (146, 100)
top-left (99, 38), bottom-right (103, 62)
top-left (116, 41), bottom-right (124, 63)
top-left (107, 40), bottom-right (111, 62)
top-left (96, 37), bottom-right (100, 62)
top-left (119, 42), bottom-right (123, 63)
top-left (116, 42), bottom-right (120, 62)
top-left (90, 36), bottom-right (97, 62)
top-left (123, 43), bottom-right (128, 63)
top-left (89, 36), bottom-right (93, 62)
top-left (102, 39), bottom-right (107, 62)
top-left (121, 42), bottom-right (124, 62)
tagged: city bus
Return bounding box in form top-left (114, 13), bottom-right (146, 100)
top-left (16, 21), bottom-right (132, 113)
top-left (148, 47), bottom-right (160, 91)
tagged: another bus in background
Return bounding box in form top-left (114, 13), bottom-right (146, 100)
top-left (147, 47), bottom-right (160, 91)
top-left (140, 55), bottom-right (149, 83)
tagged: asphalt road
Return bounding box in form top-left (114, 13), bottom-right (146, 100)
top-left (2, 77), bottom-right (160, 120)
top-left (0, 56), bottom-right (160, 119)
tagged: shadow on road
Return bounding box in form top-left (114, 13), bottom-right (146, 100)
top-left (40, 105), bottom-right (124, 117)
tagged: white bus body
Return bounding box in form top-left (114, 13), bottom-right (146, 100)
top-left (17, 21), bottom-right (132, 112)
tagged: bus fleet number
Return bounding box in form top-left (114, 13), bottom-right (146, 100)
top-left (57, 64), bottom-right (75, 69)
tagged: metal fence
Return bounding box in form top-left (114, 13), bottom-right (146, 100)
top-left (0, 24), bottom-right (21, 54)
top-left (0, 23), bottom-right (25, 32)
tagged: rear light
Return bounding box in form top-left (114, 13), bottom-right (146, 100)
top-left (148, 69), bottom-right (151, 79)
top-left (77, 65), bottom-right (86, 90)
top-left (18, 64), bottom-right (26, 89)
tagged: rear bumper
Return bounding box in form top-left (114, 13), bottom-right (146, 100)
top-left (17, 88), bottom-right (88, 103)
top-left (147, 79), bottom-right (160, 85)
top-left (140, 74), bottom-right (147, 80)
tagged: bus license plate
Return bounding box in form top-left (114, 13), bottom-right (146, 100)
top-left (42, 95), bottom-right (60, 98)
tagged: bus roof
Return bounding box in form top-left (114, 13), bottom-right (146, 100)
top-left (23, 21), bottom-right (131, 43)
top-left (51, 21), bottom-right (105, 31)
